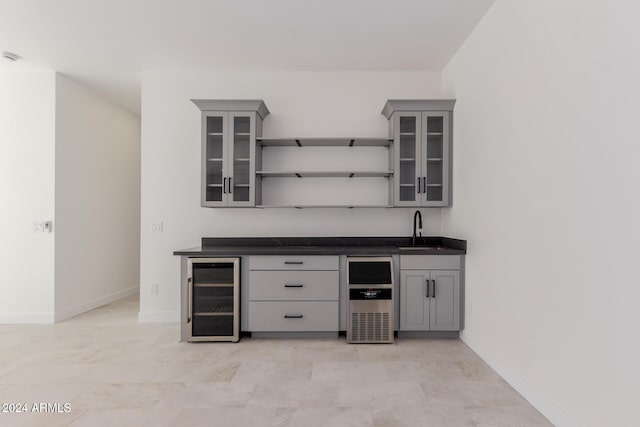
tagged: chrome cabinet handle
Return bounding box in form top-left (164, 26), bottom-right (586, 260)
top-left (284, 261), bottom-right (304, 265)
top-left (187, 277), bottom-right (192, 323)
top-left (284, 314), bottom-right (303, 319)
top-left (284, 284), bottom-right (304, 288)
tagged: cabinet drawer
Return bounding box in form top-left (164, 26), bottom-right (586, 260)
top-left (248, 271), bottom-right (339, 301)
top-left (248, 301), bottom-right (338, 331)
top-left (400, 255), bottom-right (460, 270)
top-left (249, 255), bottom-right (339, 271)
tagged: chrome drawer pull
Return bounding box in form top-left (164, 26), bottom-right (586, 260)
top-left (284, 284), bottom-right (304, 288)
top-left (284, 314), bottom-right (303, 319)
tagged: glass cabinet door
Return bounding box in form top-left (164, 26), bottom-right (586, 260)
top-left (228, 113), bottom-right (255, 206)
top-left (394, 113), bottom-right (422, 206)
top-left (422, 112), bottom-right (449, 206)
top-left (203, 114), bottom-right (227, 205)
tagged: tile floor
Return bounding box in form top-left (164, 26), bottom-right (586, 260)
top-left (0, 295), bottom-right (552, 426)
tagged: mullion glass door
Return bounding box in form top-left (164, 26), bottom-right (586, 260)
top-left (422, 112), bottom-right (449, 206)
top-left (228, 113), bottom-right (254, 206)
top-left (395, 113), bottom-right (422, 206)
top-left (203, 114), bottom-right (227, 206)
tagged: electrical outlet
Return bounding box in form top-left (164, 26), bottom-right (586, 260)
top-left (151, 222), bottom-right (163, 233)
top-left (151, 283), bottom-right (159, 295)
top-left (44, 221), bottom-right (53, 233)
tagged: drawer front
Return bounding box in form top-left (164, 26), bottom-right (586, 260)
top-left (248, 301), bottom-right (339, 331)
top-left (249, 255), bottom-right (339, 271)
top-left (400, 255), bottom-right (460, 270)
top-left (248, 271), bottom-right (339, 301)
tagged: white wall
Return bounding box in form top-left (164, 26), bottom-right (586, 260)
top-left (54, 74), bottom-right (141, 321)
top-left (0, 70), bottom-right (56, 322)
top-left (140, 70), bottom-right (445, 320)
top-left (442, 1), bottom-right (640, 426)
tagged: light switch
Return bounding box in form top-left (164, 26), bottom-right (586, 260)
top-left (151, 222), bottom-right (163, 233)
top-left (33, 222), bottom-right (44, 233)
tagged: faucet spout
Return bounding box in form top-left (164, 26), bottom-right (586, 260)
top-left (412, 210), bottom-right (423, 246)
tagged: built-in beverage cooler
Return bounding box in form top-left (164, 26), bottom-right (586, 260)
top-left (186, 258), bottom-right (240, 342)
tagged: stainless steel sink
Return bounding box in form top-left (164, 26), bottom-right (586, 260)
top-left (396, 246), bottom-right (449, 251)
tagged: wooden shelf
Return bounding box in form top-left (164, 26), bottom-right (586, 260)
top-left (256, 171), bottom-right (393, 178)
top-left (257, 137), bottom-right (392, 147)
top-left (194, 283), bottom-right (234, 288)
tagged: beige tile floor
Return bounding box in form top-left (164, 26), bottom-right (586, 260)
top-left (0, 295), bottom-right (552, 426)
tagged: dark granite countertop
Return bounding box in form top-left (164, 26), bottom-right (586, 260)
top-left (173, 236), bottom-right (466, 256)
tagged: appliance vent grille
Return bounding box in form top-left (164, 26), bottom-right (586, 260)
top-left (350, 312), bottom-right (391, 342)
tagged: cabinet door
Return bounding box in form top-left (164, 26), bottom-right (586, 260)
top-left (421, 112), bottom-right (450, 207)
top-left (202, 113), bottom-right (228, 207)
top-left (399, 269), bottom-right (430, 330)
top-left (393, 113), bottom-right (422, 206)
top-left (227, 112), bottom-right (256, 207)
top-left (429, 270), bottom-right (460, 331)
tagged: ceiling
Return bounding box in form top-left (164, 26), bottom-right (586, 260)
top-left (0, 0), bottom-right (494, 115)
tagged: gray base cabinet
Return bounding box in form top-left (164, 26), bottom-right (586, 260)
top-left (247, 255), bottom-right (340, 333)
top-left (399, 255), bottom-right (462, 332)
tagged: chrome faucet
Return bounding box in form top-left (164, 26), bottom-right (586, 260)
top-left (412, 210), bottom-right (422, 246)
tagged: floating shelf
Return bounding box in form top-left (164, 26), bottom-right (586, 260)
top-left (256, 204), bottom-right (394, 209)
top-left (257, 137), bottom-right (392, 147)
top-left (256, 171), bottom-right (393, 178)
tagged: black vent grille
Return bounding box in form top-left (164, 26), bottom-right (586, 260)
top-left (350, 312), bottom-right (391, 342)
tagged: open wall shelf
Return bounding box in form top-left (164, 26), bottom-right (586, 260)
top-left (258, 137), bottom-right (392, 147)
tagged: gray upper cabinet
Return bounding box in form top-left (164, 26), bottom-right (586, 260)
top-left (383, 100), bottom-right (455, 207)
top-left (192, 100), bottom-right (269, 207)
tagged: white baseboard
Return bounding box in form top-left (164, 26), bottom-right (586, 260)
top-left (0, 312), bottom-right (55, 324)
top-left (54, 286), bottom-right (139, 322)
top-left (461, 332), bottom-right (582, 427)
top-left (138, 310), bottom-right (179, 323)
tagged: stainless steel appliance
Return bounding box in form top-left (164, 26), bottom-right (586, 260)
top-left (186, 258), bottom-right (240, 342)
top-left (347, 256), bottom-right (394, 343)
